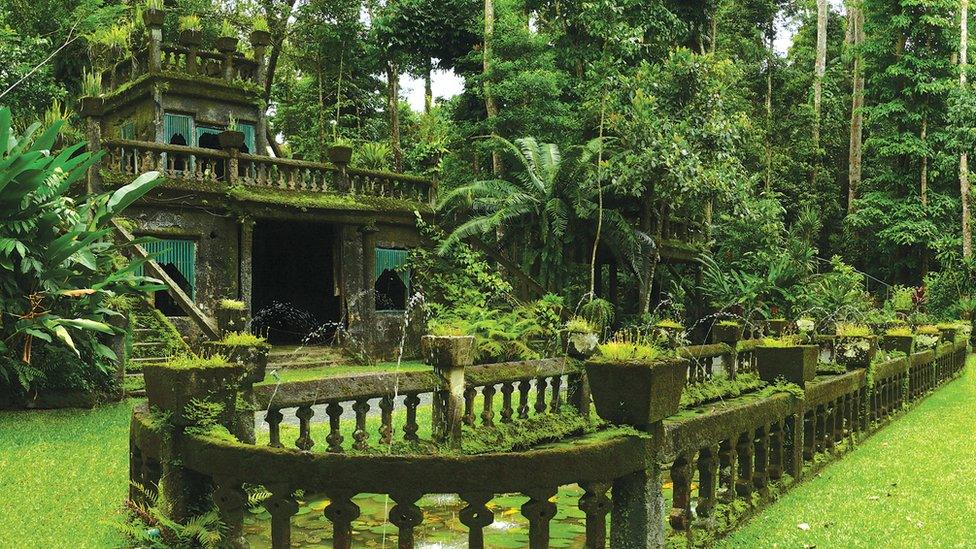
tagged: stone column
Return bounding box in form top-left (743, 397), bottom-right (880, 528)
top-left (610, 422), bottom-right (666, 548)
top-left (238, 218), bottom-right (253, 315)
top-left (340, 224), bottom-right (370, 353)
top-left (148, 27), bottom-right (162, 73)
top-left (425, 335), bottom-right (474, 447)
top-left (106, 314), bottom-right (129, 401)
top-left (250, 30), bottom-right (271, 156)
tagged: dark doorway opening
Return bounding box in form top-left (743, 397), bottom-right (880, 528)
top-left (154, 263), bottom-right (190, 316)
top-left (251, 219), bottom-right (340, 344)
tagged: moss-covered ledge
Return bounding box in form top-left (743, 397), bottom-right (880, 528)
top-left (131, 403), bottom-right (649, 494)
top-left (253, 370), bottom-right (440, 409)
top-left (804, 370), bottom-right (865, 408)
top-left (661, 390), bottom-right (803, 462)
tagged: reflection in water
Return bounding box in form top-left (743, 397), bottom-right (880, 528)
top-left (244, 486), bottom-right (592, 548)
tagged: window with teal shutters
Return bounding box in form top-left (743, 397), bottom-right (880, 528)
top-left (163, 113), bottom-right (193, 145)
top-left (374, 248), bottom-right (409, 311)
top-left (195, 126), bottom-right (222, 147)
top-left (139, 239), bottom-right (197, 299)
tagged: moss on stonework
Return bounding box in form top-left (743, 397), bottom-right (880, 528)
top-left (226, 185), bottom-right (430, 214)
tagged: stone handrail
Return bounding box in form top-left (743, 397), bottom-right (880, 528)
top-left (253, 358), bottom-right (584, 454)
top-left (99, 44), bottom-right (260, 94)
top-left (102, 139), bottom-right (435, 205)
top-left (129, 338), bottom-right (967, 548)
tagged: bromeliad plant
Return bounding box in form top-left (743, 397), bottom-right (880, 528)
top-left (0, 108), bottom-right (163, 391)
top-left (835, 323), bottom-right (877, 370)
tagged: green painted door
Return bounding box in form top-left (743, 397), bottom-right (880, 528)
top-left (163, 113), bottom-right (193, 145)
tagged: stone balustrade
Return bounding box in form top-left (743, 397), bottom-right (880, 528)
top-left (129, 337), bottom-right (967, 548)
top-left (102, 139), bottom-right (435, 205)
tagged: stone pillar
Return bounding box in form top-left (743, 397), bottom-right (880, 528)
top-left (81, 100), bottom-right (103, 192)
top-left (106, 314), bottom-right (129, 401)
top-left (340, 224), bottom-right (371, 353)
top-left (425, 335), bottom-right (474, 447)
top-left (610, 422), bottom-right (666, 548)
top-left (143, 360), bottom-right (252, 521)
top-left (250, 30), bottom-right (271, 156)
top-left (148, 27), bottom-right (162, 73)
top-left (224, 145), bottom-right (239, 184)
top-left (238, 218), bottom-right (253, 315)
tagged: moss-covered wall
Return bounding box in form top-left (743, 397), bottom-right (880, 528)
top-left (101, 97), bottom-right (157, 141)
top-left (126, 204), bottom-right (242, 326)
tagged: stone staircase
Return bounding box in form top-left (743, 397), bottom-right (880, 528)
top-left (125, 303), bottom-right (192, 397)
top-left (266, 345), bottom-right (346, 370)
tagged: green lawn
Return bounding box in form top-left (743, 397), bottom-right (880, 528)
top-left (719, 355), bottom-right (976, 548)
top-left (257, 360), bottom-right (428, 385)
top-left (0, 401), bottom-right (134, 548)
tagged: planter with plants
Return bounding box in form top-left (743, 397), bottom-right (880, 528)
top-left (142, 0), bottom-right (165, 27)
top-left (216, 298), bottom-right (248, 335)
top-left (795, 317), bottom-right (817, 344)
top-left (881, 326), bottom-right (915, 356)
top-left (250, 15), bottom-right (272, 48)
top-left (563, 317), bottom-right (599, 359)
top-left (834, 323), bottom-right (878, 370)
top-left (936, 322), bottom-right (963, 343)
top-left (328, 139), bottom-right (354, 165)
top-left (755, 336), bottom-right (818, 386)
top-left (766, 318), bottom-right (787, 336)
top-left (218, 117), bottom-right (245, 149)
top-left (584, 335), bottom-right (688, 428)
top-left (711, 319), bottom-right (744, 343)
top-left (201, 332), bottom-right (270, 383)
top-left (914, 325), bottom-right (941, 351)
top-left (143, 356), bottom-right (248, 427)
top-left (178, 15), bottom-right (203, 46)
top-left (79, 68), bottom-right (103, 116)
top-left (421, 324), bottom-right (476, 371)
top-left (653, 319), bottom-right (685, 349)
top-left (216, 20), bottom-right (239, 52)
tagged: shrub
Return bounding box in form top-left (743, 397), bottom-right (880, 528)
top-left (565, 317), bottom-right (596, 334)
top-left (835, 323), bottom-right (872, 337)
top-left (596, 332), bottom-right (667, 362)
top-left (219, 298), bottom-right (246, 311)
top-left (220, 332), bottom-right (266, 346)
top-left (178, 15), bottom-right (202, 32)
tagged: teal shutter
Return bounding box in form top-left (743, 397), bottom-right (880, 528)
top-left (120, 121), bottom-right (135, 140)
top-left (374, 248), bottom-right (409, 286)
top-left (139, 239), bottom-right (197, 299)
top-left (239, 122), bottom-right (256, 154)
top-left (163, 113), bottom-right (193, 144)
top-left (195, 126), bottom-right (222, 147)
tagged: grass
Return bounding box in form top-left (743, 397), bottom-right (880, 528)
top-left (258, 360), bottom-right (428, 385)
top-left (0, 401), bottom-right (135, 548)
top-left (719, 355), bottom-right (976, 548)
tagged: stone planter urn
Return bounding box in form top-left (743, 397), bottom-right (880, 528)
top-left (836, 335), bottom-right (878, 370)
top-left (766, 319), bottom-right (787, 337)
top-left (216, 36), bottom-right (239, 53)
top-left (584, 357), bottom-right (689, 428)
top-left (881, 334), bottom-right (915, 356)
top-left (250, 29), bottom-right (272, 48)
top-left (938, 325), bottom-right (961, 343)
top-left (565, 330), bottom-right (599, 360)
top-left (201, 341), bottom-right (270, 384)
top-left (142, 8), bottom-right (165, 28)
top-left (180, 30), bottom-right (203, 47)
top-left (216, 302), bottom-right (248, 336)
top-left (218, 130), bottom-right (246, 150)
top-left (755, 345), bottom-right (818, 386)
top-left (328, 144), bottom-right (353, 165)
top-left (422, 335), bottom-right (475, 371)
top-left (143, 360), bottom-right (247, 427)
top-left (711, 321), bottom-right (744, 344)
top-left (78, 96), bottom-right (104, 117)
top-left (653, 322), bottom-right (684, 349)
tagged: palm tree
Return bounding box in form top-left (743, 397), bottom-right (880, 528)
top-left (438, 136), bottom-right (653, 292)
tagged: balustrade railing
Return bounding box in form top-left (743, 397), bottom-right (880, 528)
top-left (129, 338), bottom-right (967, 548)
top-left (99, 44), bottom-right (260, 94)
top-left (102, 139), bottom-right (435, 205)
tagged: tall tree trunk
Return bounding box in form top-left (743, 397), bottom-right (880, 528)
top-left (848, 3), bottom-right (865, 212)
top-left (484, 0), bottom-right (503, 176)
top-left (962, 0), bottom-right (972, 258)
top-left (765, 22), bottom-right (774, 192)
top-left (387, 62), bottom-right (403, 172)
top-left (921, 116), bottom-right (929, 206)
top-left (812, 0), bottom-right (828, 187)
top-left (424, 58), bottom-right (433, 114)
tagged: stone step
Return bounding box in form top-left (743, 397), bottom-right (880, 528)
top-left (130, 356), bottom-right (173, 365)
